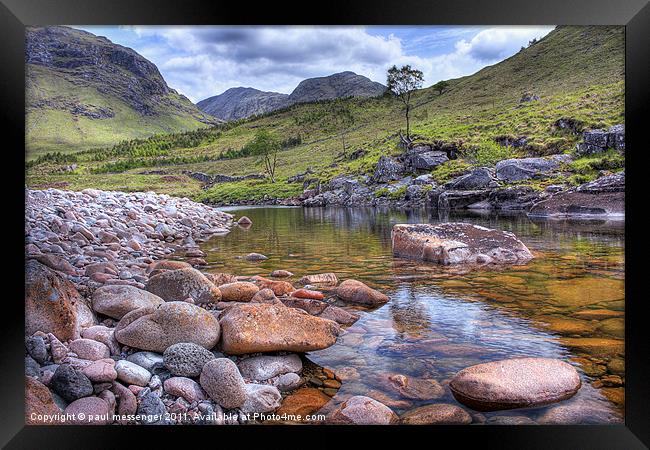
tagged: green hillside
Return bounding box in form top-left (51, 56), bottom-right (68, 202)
top-left (26, 26), bottom-right (624, 202)
top-left (25, 26), bottom-right (219, 159)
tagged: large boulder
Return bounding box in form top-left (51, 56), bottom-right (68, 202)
top-left (449, 357), bottom-right (581, 411)
top-left (327, 395), bottom-right (398, 425)
top-left (445, 168), bottom-right (496, 190)
top-left (392, 223), bottom-right (534, 265)
top-left (25, 259), bottom-right (90, 341)
top-left (219, 303), bottom-right (340, 355)
top-left (114, 302), bottom-right (220, 352)
top-left (372, 156), bottom-right (404, 183)
top-left (495, 157), bottom-right (559, 182)
top-left (408, 150), bottom-right (449, 170)
top-left (92, 285), bottom-right (164, 319)
top-left (528, 172), bottom-right (624, 218)
top-left (335, 279), bottom-right (389, 306)
top-left (146, 268), bottom-right (222, 303)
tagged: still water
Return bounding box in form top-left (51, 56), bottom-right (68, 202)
top-left (201, 206), bottom-right (624, 424)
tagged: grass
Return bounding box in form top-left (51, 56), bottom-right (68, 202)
top-left (26, 26), bottom-right (625, 203)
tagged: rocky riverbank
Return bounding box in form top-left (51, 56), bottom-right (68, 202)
top-left (25, 188), bottom-right (595, 425)
top-left (211, 125), bottom-right (625, 219)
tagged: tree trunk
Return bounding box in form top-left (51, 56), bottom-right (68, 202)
top-left (405, 104), bottom-right (411, 139)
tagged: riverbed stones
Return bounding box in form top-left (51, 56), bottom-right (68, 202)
top-left (199, 358), bottom-right (248, 409)
top-left (245, 252), bottom-right (268, 261)
top-left (219, 303), bottom-right (340, 354)
top-left (218, 282), bottom-right (259, 302)
top-left (146, 268), bottom-right (222, 304)
top-left (335, 279), bottom-right (389, 306)
top-left (251, 277), bottom-right (295, 296)
top-left (163, 342), bottom-right (216, 377)
top-left (327, 395), bottom-right (399, 425)
top-left (26, 376), bottom-right (61, 424)
top-left (392, 223), bottom-right (534, 265)
top-left (163, 377), bottom-right (207, 403)
top-left (384, 374), bottom-right (445, 400)
top-left (126, 352), bottom-right (165, 372)
top-left (64, 397), bottom-right (112, 425)
top-left (299, 273), bottom-right (339, 286)
top-left (241, 383), bottom-right (282, 414)
top-left (92, 285), bottom-right (164, 319)
top-left (270, 270), bottom-right (293, 278)
top-left (147, 260), bottom-right (192, 277)
top-left (25, 335), bottom-right (48, 364)
top-left (449, 357), bottom-right (581, 411)
top-left (276, 387), bottom-right (331, 417)
top-left (292, 288), bottom-right (325, 300)
top-left (400, 403), bottom-right (472, 425)
top-left (81, 326), bottom-right (120, 356)
top-left (25, 259), bottom-right (83, 341)
top-left (69, 339), bottom-right (110, 361)
top-left (114, 302), bottom-right (220, 353)
top-left (115, 360), bottom-right (152, 386)
top-left (82, 358), bottom-right (117, 383)
top-left (237, 354), bottom-right (303, 381)
top-left (137, 390), bottom-right (169, 425)
top-left (250, 288), bottom-right (281, 304)
top-left (50, 364), bottom-right (94, 403)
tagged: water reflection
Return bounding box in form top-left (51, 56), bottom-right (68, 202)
top-left (204, 206), bottom-right (624, 423)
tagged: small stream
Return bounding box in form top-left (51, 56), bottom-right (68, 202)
top-left (200, 206), bottom-right (624, 424)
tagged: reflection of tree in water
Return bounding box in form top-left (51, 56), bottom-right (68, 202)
top-left (388, 285), bottom-right (433, 339)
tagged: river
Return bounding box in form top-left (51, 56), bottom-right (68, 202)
top-left (201, 206), bottom-right (624, 424)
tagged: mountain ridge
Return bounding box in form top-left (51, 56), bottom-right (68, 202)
top-left (197, 71), bottom-right (386, 121)
top-left (26, 26), bottom-right (220, 157)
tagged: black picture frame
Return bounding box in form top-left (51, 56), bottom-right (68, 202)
top-left (3, 0), bottom-right (648, 447)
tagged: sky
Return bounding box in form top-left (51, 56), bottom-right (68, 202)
top-left (74, 25), bottom-right (555, 103)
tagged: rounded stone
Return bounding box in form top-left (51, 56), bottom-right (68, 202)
top-left (126, 351), bottom-right (165, 372)
top-left (218, 282), bottom-right (260, 302)
top-left (199, 358), bottom-right (247, 409)
top-left (114, 301), bottom-right (220, 353)
top-left (163, 377), bottom-right (207, 403)
top-left (163, 342), bottom-right (216, 377)
top-left (92, 285), bottom-right (164, 319)
top-left (240, 383), bottom-right (282, 414)
top-left (145, 268), bottom-right (221, 304)
top-left (449, 357), bottom-right (581, 411)
top-left (237, 354), bottom-right (303, 381)
top-left (335, 279), bottom-right (389, 306)
top-left (64, 397), bottom-right (111, 425)
top-left (81, 358), bottom-right (117, 383)
top-left (114, 360), bottom-right (152, 386)
top-left (69, 339), bottom-right (110, 361)
top-left (276, 387), bottom-right (330, 417)
top-left (327, 395), bottom-right (399, 425)
top-left (400, 403), bottom-right (472, 424)
top-left (50, 364), bottom-right (94, 403)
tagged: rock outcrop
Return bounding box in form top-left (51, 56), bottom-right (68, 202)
top-left (392, 223), bottom-right (534, 265)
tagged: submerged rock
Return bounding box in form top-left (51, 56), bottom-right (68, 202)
top-left (449, 357), bottom-right (581, 411)
top-left (400, 403), bottom-right (472, 425)
top-left (392, 223), bottom-right (534, 265)
top-left (335, 279), bottom-right (389, 306)
top-left (299, 273), bottom-right (339, 286)
top-left (237, 354), bottom-right (303, 381)
top-left (327, 395), bottom-right (398, 425)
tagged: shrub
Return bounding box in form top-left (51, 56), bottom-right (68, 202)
top-left (464, 141), bottom-right (517, 166)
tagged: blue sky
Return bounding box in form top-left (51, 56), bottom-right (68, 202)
top-left (74, 25), bottom-right (554, 103)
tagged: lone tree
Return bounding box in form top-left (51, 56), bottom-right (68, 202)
top-left (386, 65), bottom-right (424, 140)
top-left (249, 129), bottom-right (281, 183)
top-left (432, 80), bottom-right (449, 95)
top-left (330, 102), bottom-right (355, 157)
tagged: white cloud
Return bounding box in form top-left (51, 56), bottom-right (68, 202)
top-left (109, 26), bottom-right (554, 102)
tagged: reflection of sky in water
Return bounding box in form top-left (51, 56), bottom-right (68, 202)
top-left (207, 206), bottom-right (624, 422)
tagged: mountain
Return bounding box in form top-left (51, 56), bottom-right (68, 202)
top-left (287, 71), bottom-right (386, 104)
top-left (197, 71), bottom-right (386, 121)
top-left (26, 26), bottom-right (220, 157)
top-left (196, 87), bottom-right (289, 122)
top-left (27, 26), bottom-right (625, 206)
